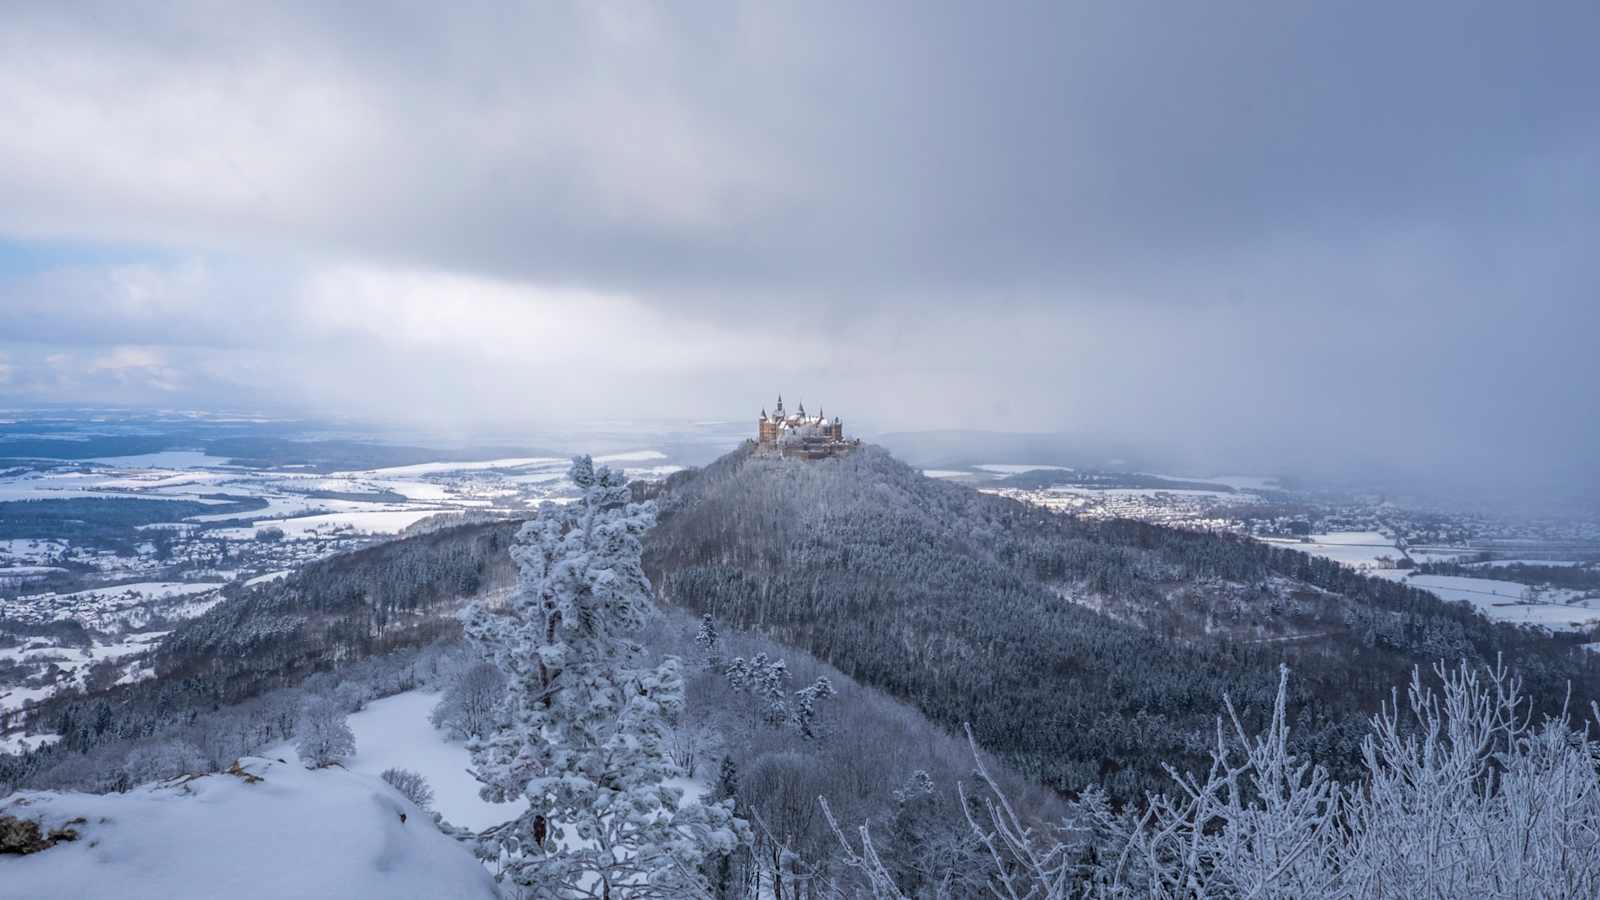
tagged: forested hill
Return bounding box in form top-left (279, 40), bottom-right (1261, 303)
top-left (154, 519), bottom-right (520, 700)
top-left (4, 520), bottom-right (519, 792)
top-left (642, 442), bottom-right (1600, 799)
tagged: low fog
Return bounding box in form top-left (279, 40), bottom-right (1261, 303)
top-left (1, 2), bottom-right (1596, 506)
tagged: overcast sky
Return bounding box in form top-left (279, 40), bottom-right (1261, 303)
top-left (1, 2), bottom-right (1596, 492)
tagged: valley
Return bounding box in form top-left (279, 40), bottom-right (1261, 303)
top-left (0, 410), bottom-right (723, 740)
top-left (941, 464), bottom-right (1600, 637)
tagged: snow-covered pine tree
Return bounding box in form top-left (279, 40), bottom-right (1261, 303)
top-left (461, 455), bottom-right (745, 898)
top-left (694, 613), bottom-right (722, 670)
top-left (791, 676), bottom-right (837, 740)
top-left (756, 656), bottom-right (790, 728)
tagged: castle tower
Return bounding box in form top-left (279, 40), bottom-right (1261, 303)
top-left (757, 393), bottom-right (854, 455)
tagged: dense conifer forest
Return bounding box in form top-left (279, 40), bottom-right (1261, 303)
top-left (643, 444), bottom-right (1600, 798)
top-left (9, 444), bottom-right (1596, 811)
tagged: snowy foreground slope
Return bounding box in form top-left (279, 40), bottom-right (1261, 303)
top-left (0, 757), bottom-right (497, 900)
top-left (272, 689), bottom-right (523, 831)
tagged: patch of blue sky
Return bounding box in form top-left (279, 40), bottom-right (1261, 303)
top-left (0, 237), bottom-right (177, 278)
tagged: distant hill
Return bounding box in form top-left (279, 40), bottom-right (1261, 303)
top-left (643, 443), bottom-right (1600, 799)
top-left (153, 520), bottom-right (519, 700)
top-left (871, 429), bottom-right (1153, 471)
top-left (993, 468), bottom-right (1238, 492)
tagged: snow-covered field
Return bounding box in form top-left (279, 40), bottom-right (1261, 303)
top-left (1263, 531), bottom-right (1407, 570)
top-left (272, 690), bottom-right (523, 832)
top-left (1467, 558), bottom-right (1591, 569)
top-left (0, 539), bottom-right (67, 566)
top-left (1377, 572), bottom-right (1600, 632)
top-left (89, 450), bottom-right (232, 469)
top-left (362, 456), bottom-right (563, 477)
top-left (0, 757), bottom-right (498, 900)
top-left (211, 509), bottom-right (447, 541)
top-left (243, 569), bottom-right (290, 587)
top-left (1143, 472), bottom-right (1283, 491)
top-left (1, 630), bottom-right (168, 717)
top-left (0, 445), bottom-right (681, 553)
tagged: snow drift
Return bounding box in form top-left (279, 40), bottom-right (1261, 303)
top-left (0, 757), bottom-right (496, 900)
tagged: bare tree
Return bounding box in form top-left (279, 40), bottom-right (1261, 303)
top-left (382, 767), bottom-right (435, 811)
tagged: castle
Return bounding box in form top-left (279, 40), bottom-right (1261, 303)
top-left (756, 395), bottom-right (858, 459)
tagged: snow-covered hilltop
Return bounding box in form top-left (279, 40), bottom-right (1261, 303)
top-left (0, 757), bottom-right (497, 900)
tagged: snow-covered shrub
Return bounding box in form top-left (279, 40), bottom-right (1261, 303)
top-left (428, 662), bottom-right (503, 740)
top-left (381, 768), bottom-right (434, 811)
top-left (333, 681), bottom-right (369, 713)
top-left (121, 740), bottom-right (207, 789)
top-left (295, 695), bottom-right (355, 768)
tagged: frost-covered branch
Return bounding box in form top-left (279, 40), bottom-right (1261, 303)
top-left (828, 659), bottom-right (1600, 899)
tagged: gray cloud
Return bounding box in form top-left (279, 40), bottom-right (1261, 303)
top-left (0, 1), bottom-right (1596, 504)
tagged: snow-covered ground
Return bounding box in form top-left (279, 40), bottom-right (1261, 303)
top-left (1262, 532), bottom-right (1407, 570)
top-left (211, 509), bottom-right (447, 541)
top-left (243, 569), bottom-right (290, 587)
top-left (1377, 572), bottom-right (1600, 632)
top-left (0, 539), bottom-right (67, 566)
top-left (0, 757), bottom-right (498, 900)
top-left (271, 690), bottom-right (523, 832)
top-left (361, 457), bottom-right (563, 478)
top-left (88, 450), bottom-right (232, 469)
top-left (1142, 472), bottom-right (1283, 491)
top-left (267, 689), bottom-right (701, 834)
top-left (1466, 558), bottom-right (1591, 568)
top-left (1, 630), bottom-right (168, 716)
top-left (0, 731), bottom-right (59, 755)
